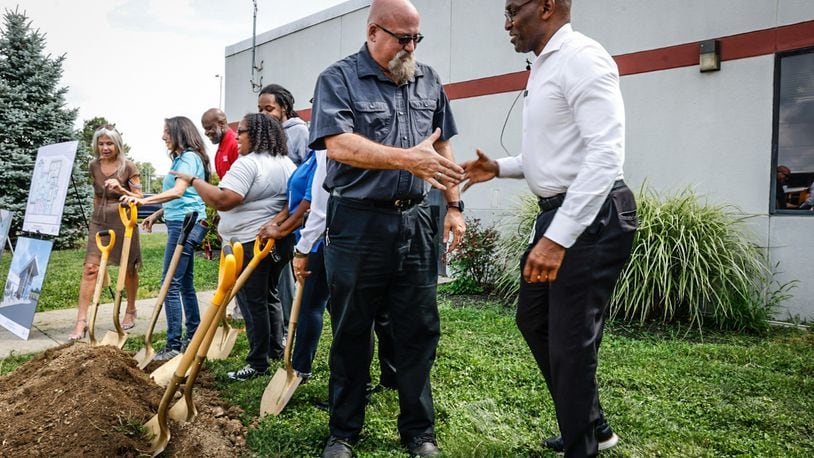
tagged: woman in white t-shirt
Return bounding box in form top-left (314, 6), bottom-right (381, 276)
top-left (172, 112), bottom-right (296, 381)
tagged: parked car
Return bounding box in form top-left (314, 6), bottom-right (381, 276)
top-left (137, 193), bottom-right (162, 221)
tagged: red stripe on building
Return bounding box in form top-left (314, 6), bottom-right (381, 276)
top-left (293, 20), bottom-right (814, 113)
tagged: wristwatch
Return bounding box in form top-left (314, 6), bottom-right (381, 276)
top-left (447, 200), bottom-right (464, 212)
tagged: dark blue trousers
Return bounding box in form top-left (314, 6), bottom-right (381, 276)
top-left (517, 186), bottom-right (636, 458)
top-left (324, 197), bottom-right (439, 442)
top-left (291, 243), bottom-right (330, 374)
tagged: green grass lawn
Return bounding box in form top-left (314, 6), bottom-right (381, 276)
top-left (1, 291), bottom-right (811, 456)
top-left (197, 297), bottom-right (814, 457)
top-left (0, 232), bottom-right (220, 312)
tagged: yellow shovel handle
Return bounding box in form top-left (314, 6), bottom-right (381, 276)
top-left (95, 229), bottom-right (116, 253)
top-left (118, 202), bottom-right (138, 237)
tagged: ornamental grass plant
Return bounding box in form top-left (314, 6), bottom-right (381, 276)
top-left (610, 187), bottom-right (792, 333)
top-left (492, 188), bottom-right (792, 333)
top-left (493, 194), bottom-right (539, 304)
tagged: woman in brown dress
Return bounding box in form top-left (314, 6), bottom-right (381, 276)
top-left (69, 126), bottom-right (143, 340)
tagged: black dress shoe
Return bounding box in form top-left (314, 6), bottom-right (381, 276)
top-left (542, 417), bottom-right (619, 453)
top-left (313, 399), bottom-right (330, 411)
top-left (406, 434), bottom-right (440, 457)
top-left (322, 436), bottom-right (353, 458)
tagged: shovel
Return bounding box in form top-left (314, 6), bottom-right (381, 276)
top-left (150, 241), bottom-right (244, 387)
top-left (207, 236), bottom-right (275, 360)
top-left (144, 243), bottom-right (236, 457)
top-left (167, 241), bottom-right (246, 422)
top-left (88, 230), bottom-right (116, 346)
top-left (100, 202), bottom-right (138, 348)
top-left (260, 278), bottom-right (304, 416)
top-left (133, 211), bottom-right (198, 369)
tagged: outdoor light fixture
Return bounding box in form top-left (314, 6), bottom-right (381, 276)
top-left (699, 39), bottom-right (721, 72)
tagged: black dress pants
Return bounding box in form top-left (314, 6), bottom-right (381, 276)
top-left (237, 235), bottom-right (293, 372)
top-left (517, 186), bottom-right (636, 458)
top-left (324, 197), bottom-right (439, 442)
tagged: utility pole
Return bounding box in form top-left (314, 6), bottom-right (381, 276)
top-left (215, 74), bottom-right (223, 110)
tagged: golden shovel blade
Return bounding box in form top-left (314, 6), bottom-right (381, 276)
top-left (206, 324), bottom-right (240, 360)
top-left (150, 353), bottom-right (185, 387)
top-left (259, 368), bottom-right (302, 416)
top-left (133, 345), bottom-right (156, 370)
top-left (143, 412), bottom-right (169, 457)
top-left (168, 387), bottom-right (197, 423)
top-left (99, 329), bottom-right (127, 348)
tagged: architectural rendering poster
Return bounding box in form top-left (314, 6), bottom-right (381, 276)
top-left (0, 209), bottom-right (11, 262)
top-left (22, 140), bottom-right (79, 236)
top-left (0, 238), bottom-right (53, 340)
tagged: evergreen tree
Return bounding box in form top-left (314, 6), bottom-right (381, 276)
top-left (0, 8), bottom-right (91, 249)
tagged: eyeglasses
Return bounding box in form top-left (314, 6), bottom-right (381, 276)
top-left (375, 24), bottom-right (424, 45)
top-left (504, 0), bottom-right (537, 22)
top-left (237, 128), bottom-right (248, 135)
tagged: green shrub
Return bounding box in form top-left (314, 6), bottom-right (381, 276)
top-left (445, 217), bottom-right (500, 294)
top-left (202, 174), bottom-right (222, 258)
top-left (492, 188), bottom-right (793, 333)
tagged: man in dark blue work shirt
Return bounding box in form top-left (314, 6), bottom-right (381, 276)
top-left (308, 1), bottom-right (466, 456)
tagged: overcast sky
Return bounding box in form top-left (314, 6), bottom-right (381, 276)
top-left (1, 0), bottom-right (346, 174)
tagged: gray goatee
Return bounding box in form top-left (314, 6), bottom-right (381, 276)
top-left (388, 50), bottom-right (417, 85)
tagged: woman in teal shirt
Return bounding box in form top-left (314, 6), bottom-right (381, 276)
top-left (122, 116), bottom-right (211, 359)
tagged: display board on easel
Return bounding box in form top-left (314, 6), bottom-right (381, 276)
top-left (22, 141), bottom-right (78, 236)
top-left (0, 141), bottom-right (78, 340)
top-left (0, 237), bottom-right (53, 339)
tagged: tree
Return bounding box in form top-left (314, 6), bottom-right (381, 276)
top-left (135, 161), bottom-right (157, 194)
top-left (0, 8), bottom-right (91, 249)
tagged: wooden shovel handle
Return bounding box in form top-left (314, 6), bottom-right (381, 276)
top-left (283, 279), bottom-right (305, 377)
top-left (89, 231), bottom-right (115, 345)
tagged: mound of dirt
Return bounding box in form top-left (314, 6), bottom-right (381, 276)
top-left (0, 343), bottom-right (248, 457)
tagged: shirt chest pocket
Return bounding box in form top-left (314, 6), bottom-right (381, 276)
top-left (408, 99), bottom-right (437, 138)
top-left (354, 101), bottom-right (391, 143)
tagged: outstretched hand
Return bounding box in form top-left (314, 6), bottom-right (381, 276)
top-left (119, 195), bottom-right (143, 207)
top-left (460, 149), bottom-right (499, 192)
top-left (407, 128), bottom-right (464, 190)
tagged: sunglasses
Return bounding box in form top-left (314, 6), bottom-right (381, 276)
top-left (375, 24), bottom-right (424, 45)
top-left (237, 128), bottom-right (249, 135)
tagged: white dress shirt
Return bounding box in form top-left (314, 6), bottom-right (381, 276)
top-left (497, 23), bottom-right (625, 248)
top-left (295, 150), bottom-right (329, 254)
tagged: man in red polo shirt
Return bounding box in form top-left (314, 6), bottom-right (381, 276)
top-left (201, 108), bottom-right (238, 179)
top-left (201, 108), bottom-right (241, 318)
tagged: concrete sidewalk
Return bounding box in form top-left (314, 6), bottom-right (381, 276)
top-left (0, 290), bottom-right (218, 358)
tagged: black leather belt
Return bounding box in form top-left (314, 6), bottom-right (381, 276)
top-left (538, 193), bottom-right (566, 212)
top-left (538, 180), bottom-right (626, 212)
top-left (340, 197), bottom-right (424, 210)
